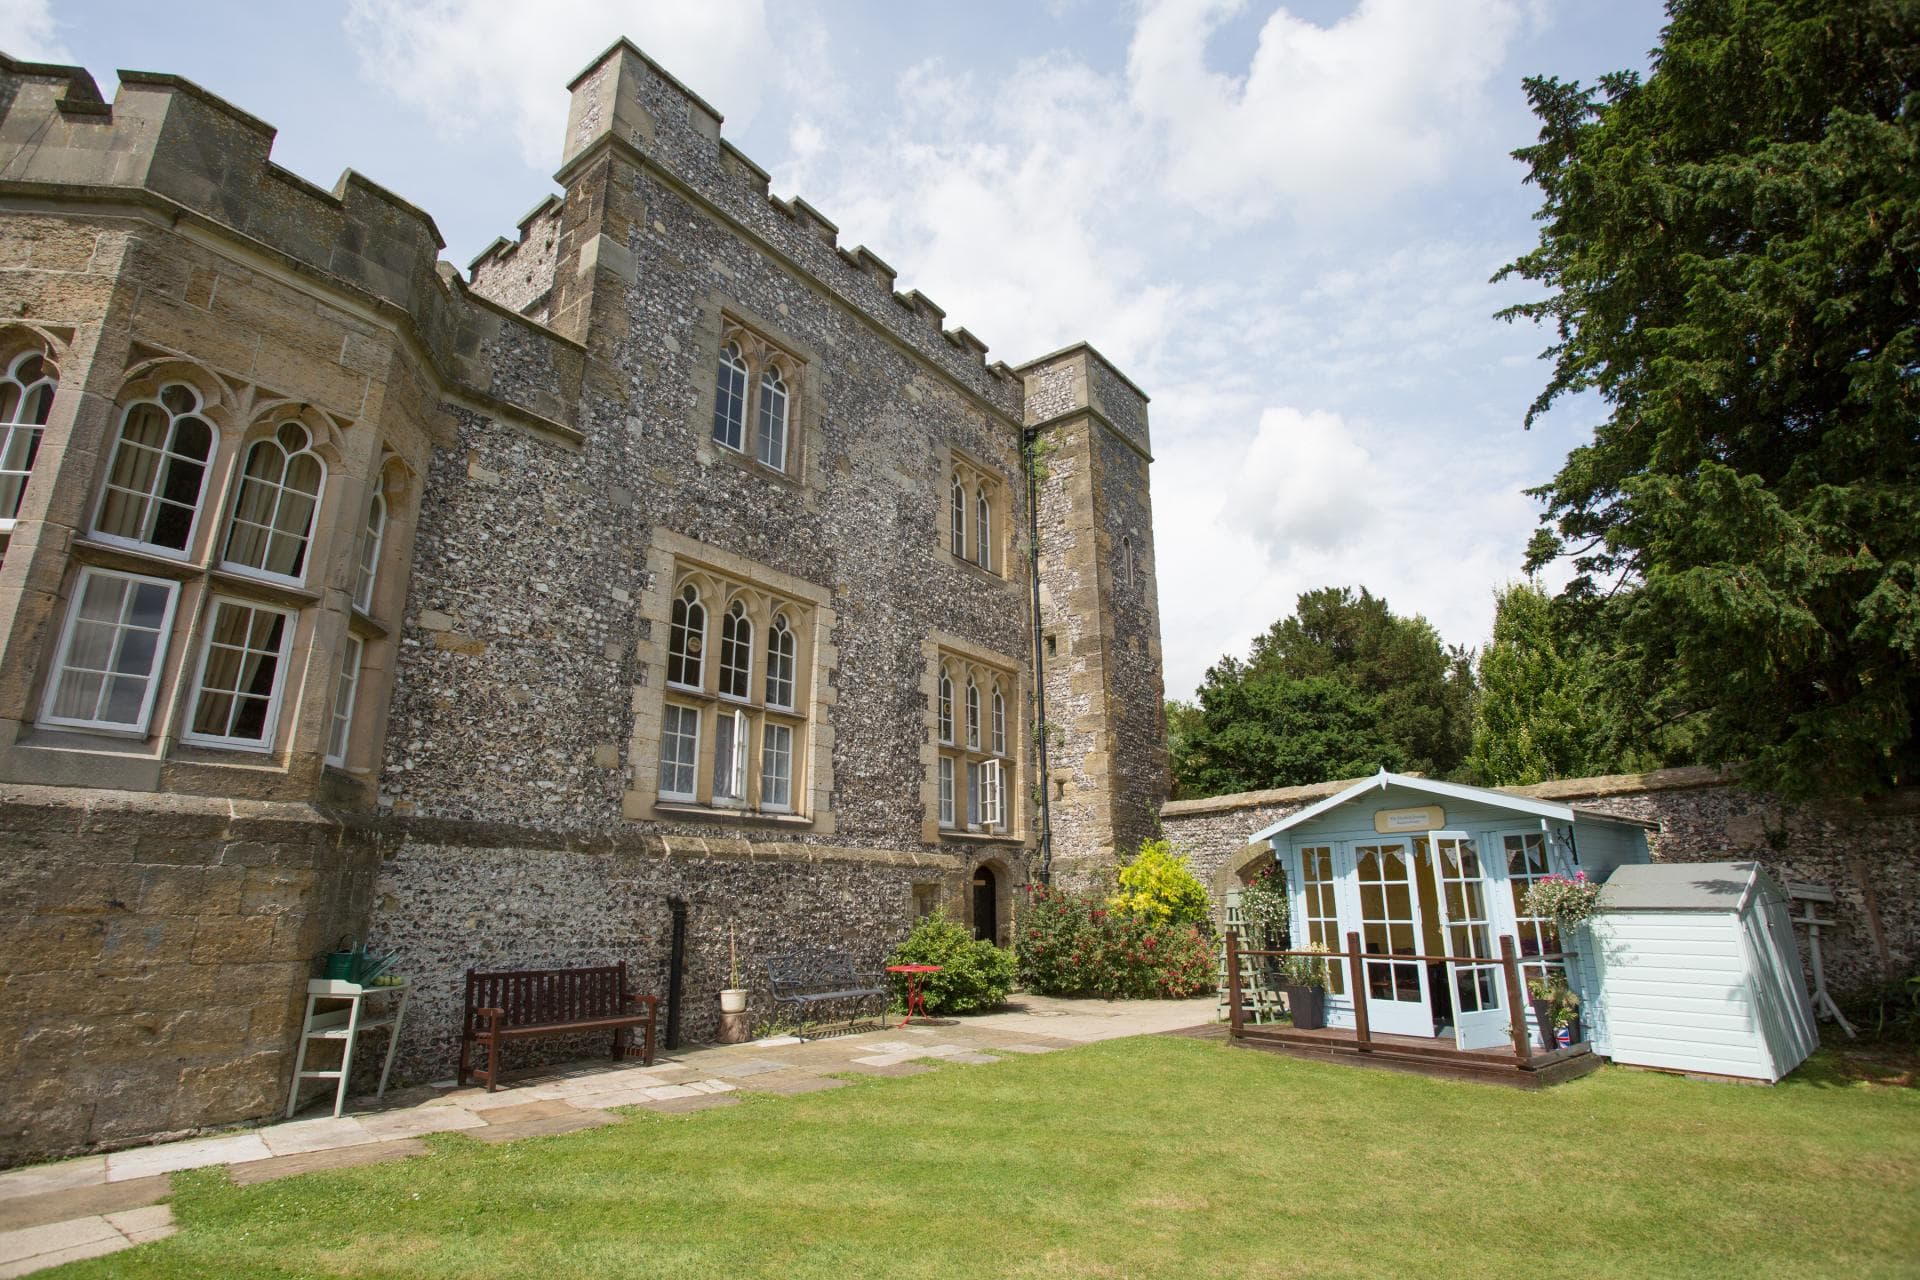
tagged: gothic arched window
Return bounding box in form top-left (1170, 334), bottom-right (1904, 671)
top-left (223, 421), bottom-right (326, 584)
top-left (94, 383), bottom-right (214, 556)
top-left (668, 584), bottom-right (706, 689)
top-left (712, 342), bottom-right (748, 452)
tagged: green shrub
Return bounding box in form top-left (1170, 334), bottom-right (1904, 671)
top-left (886, 911), bottom-right (1015, 1015)
top-left (1109, 838), bottom-right (1211, 927)
top-left (1018, 884), bottom-right (1215, 999)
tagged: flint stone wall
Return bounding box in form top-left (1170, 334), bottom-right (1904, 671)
top-left (1160, 767), bottom-right (1920, 998)
top-left (367, 828), bottom-right (968, 1083)
top-left (0, 786), bottom-right (380, 1167)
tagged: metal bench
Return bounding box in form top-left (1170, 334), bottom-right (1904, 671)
top-left (458, 961), bottom-right (658, 1092)
top-left (765, 952), bottom-right (887, 1035)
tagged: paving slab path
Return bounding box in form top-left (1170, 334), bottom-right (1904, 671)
top-left (0, 994), bottom-right (1213, 1276)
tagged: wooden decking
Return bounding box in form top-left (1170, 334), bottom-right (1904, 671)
top-left (1229, 1022), bottom-right (1601, 1088)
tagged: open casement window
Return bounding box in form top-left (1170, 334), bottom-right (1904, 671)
top-left (712, 707), bottom-right (750, 806)
top-left (719, 599), bottom-right (752, 700)
top-left (765, 613), bottom-right (796, 709)
top-left (93, 384), bottom-right (214, 558)
top-left (667, 584), bottom-right (706, 690)
top-left (39, 566), bottom-right (180, 735)
top-left (354, 491), bottom-right (386, 614)
top-left (938, 756), bottom-right (956, 828)
top-left (657, 701), bottom-right (700, 801)
top-left (182, 598), bottom-right (295, 752)
top-left (981, 758), bottom-right (1003, 830)
top-left (0, 350), bottom-right (56, 541)
top-left (655, 562), bottom-right (814, 814)
top-left (223, 422), bottom-right (326, 585)
top-left (325, 635), bottom-right (363, 767)
top-left (712, 342), bottom-right (748, 452)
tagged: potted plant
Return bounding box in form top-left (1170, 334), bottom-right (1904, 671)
top-left (1521, 871), bottom-right (1604, 937)
top-left (1526, 973), bottom-right (1583, 1052)
top-left (1279, 943), bottom-right (1334, 1030)
top-left (720, 922), bottom-right (748, 1015)
top-left (1238, 863), bottom-right (1290, 948)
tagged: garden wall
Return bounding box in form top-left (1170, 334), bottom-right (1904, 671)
top-left (1160, 766), bottom-right (1919, 998)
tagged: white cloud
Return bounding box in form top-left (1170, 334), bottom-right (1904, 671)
top-left (1127, 0), bottom-right (1525, 220)
top-left (1, 0), bottom-right (71, 63)
top-left (343, 0), bottom-right (821, 167)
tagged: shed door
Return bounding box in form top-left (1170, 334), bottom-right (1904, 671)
top-left (1354, 840), bottom-right (1432, 1037)
top-left (1430, 833), bottom-right (1509, 1051)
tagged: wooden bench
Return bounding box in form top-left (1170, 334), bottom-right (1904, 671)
top-left (765, 952), bottom-right (887, 1034)
top-left (459, 962), bottom-right (658, 1092)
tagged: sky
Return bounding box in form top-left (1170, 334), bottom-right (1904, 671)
top-left (8, 0), bottom-right (1671, 701)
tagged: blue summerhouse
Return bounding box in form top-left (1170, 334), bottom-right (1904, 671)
top-left (1248, 771), bottom-right (1654, 1057)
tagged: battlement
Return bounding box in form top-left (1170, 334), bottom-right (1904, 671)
top-left (554, 38), bottom-right (1024, 401)
top-left (0, 51), bottom-right (583, 440)
top-left (1017, 343), bottom-right (1153, 458)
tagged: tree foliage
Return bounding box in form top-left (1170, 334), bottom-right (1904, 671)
top-left (1499, 0), bottom-right (1920, 799)
top-left (1170, 587), bottom-right (1474, 798)
top-left (1466, 582), bottom-right (1660, 785)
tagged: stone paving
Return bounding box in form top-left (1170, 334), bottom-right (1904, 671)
top-left (0, 995), bottom-right (1212, 1276)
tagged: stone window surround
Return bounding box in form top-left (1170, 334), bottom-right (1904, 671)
top-left (920, 632), bottom-right (1029, 847)
top-left (7, 354), bottom-right (417, 790)
top-left (943, 447), bottom-right (1009, 580)
top-left (689, 299), bottom-right (820, 490)
top-left (0, 338), bottom-right (58, 547)
top-left (625, 527), bottom-right (838, 832)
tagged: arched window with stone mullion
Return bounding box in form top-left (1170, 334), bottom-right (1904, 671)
top-left (719, 598), bottom-right (753, 700)
top-left (755, 366), bottom-right (788, 471)
top-left (223, 421), bottom-right (326, 585)
top-left (949, 473), bottom-right (966, 558)
top-left (0, 350), bottom-right (55, 535)
top-left (765, 611), bottom-right (796, 709)
top-left (93, 383), bottom-right (215, 557)
top-left (667, 583), bottom-right (706, 690)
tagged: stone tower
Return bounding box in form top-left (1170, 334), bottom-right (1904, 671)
top-left (1021, 345), bottom-right (1169, 889)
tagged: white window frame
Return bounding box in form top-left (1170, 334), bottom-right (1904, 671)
top-left (982, 758), bottom-right (1003, 830)
top-left (712, 706), bottom-right (750, 806)
top-left (219, 422), bottom-right (327, 588)
top-left (181, 596), bottom-right (296, 753)
top-left (992, 687), bottom-right (1006, 756)
top-left (949, 473), bottom-right (966, 558)
top-left (325, 634), bottom-right (363, 767)
top-left (91, 389), bottom-right (215, 561)
top-left (38, 566), bottom-right (181, 736)
top-left (354, 491), bottom-right (386, 614)
top-left (975, 487), bottom-right (990, 568)
top-left (938, 755), bottom-right (955, 829)
top-left (755, 366), bottom-right (789, 471)
top-left (965, 760), bottom-right (981, 829)
top-left (965, 679), bottom-right (980, 751)
top-left (713, 342), bottom-right (748, 453)
top-left (667, 584), bottom-right (705, 691)
top-left (0, 349), bottom-right (55, 531)
top-left (719, 599), bottom-right (752, 702)
top-left (937, 667), bottom-right (954, 745)
top-left (766, 613), bottom-right (795, 710)
top-left (658, 701), bottom-right (701, 801)
top-left (761, 719), bottom-right (793, 813)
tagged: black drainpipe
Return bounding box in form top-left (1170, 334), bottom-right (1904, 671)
top-left (1026, 429), bottom-right (1054, 884)
top-left (664, 896), bottom-right (688, 1050)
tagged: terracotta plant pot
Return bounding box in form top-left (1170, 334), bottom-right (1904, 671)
top-left (1283, 984), bottom-right (1327, 1030)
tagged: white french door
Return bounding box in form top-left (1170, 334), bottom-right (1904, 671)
top-left (1352, 840), bottom-right (1432, 1037)
top-left (1429, 832), bottom-right (1510, 1051)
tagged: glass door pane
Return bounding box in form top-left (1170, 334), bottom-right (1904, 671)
top-left (1354, 841), bottom-right (1430, 1035)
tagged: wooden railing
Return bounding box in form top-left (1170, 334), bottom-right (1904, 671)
top-left (1225, 931), bottom-right (1580, 1068)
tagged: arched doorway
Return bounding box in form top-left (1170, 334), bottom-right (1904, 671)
top-left (972, 865), bottom-right (998, 944)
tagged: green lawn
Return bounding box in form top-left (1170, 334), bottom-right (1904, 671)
top-left (55, 1038), bottom-right (1920, 1279)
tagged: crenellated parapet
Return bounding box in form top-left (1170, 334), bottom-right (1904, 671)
top-left (0, 52), bottom-right (584, 442)
top-left (549, 39), bottom-right (1021, 418)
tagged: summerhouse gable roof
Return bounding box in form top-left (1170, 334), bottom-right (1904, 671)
top-left (1247, 770), bottom-right (1656, 844)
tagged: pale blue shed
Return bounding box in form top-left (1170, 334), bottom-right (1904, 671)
top-left (1587, 861), bottom-right (1818, 1083)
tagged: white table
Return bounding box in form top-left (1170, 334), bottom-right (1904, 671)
top-left (285, 978), bottom-right (411, 1119)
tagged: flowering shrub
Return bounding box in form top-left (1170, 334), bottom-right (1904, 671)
top-left (886, 911), bottom-right (1015, 1014)
top-left (1522, 871), bottom-right (1604, 930)
top-left (1017, 884), bottom-right (1215, 999)
top-left (1108, 839), bottom-right (1211, 927)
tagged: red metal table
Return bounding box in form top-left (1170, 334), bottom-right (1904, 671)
top-left (887, 964), bottom-right (941, 1026)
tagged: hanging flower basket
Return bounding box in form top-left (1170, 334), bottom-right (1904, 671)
top-left (1522, 871), bottom-right (1604, 933)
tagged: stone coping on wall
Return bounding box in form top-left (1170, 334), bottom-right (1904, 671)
top-left (1158, 765), bottom-right (1748, 822)
top-left (0, 783), bottom-right (965, 873)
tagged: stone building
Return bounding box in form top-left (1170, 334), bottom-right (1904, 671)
top-left (0, 40), bottom-right (1167, 1165)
